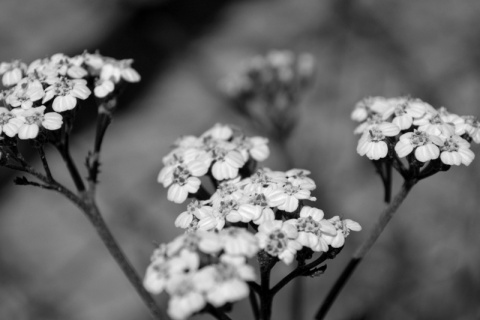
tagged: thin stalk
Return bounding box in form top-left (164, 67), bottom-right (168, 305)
top-left (37, 146), bottom-right (54, 182)
top-left (270, 253), bottom-right (328, 296)
top-left (249, 285), bottom-right (260, 320)
top-left (2, 163), bottom-right (166, 320)
top-left (78, 197), bottom-right (166, 320)
top-left (315, 179), bottom-right (417, 320)
top-left (56, 136), bottom-right (86, 192)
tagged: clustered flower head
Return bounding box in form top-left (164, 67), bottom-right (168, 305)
top-left (143, 228), bottom-right (258, 320)
top-left (353, 96), bottom-right (478, 170)
top-left (157, 123), bottom-right (270, 203)
top-left (147, 125), bottom-right (361, 319)
top-left (0, 52), bottom-right (140, 141)
top-left (221, 50), bottom-right (316, 139)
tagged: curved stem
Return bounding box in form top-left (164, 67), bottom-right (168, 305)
top-left (3, 163), bottom-right (166, 320)
top-left (315, 179), bottom-right (417, 320)
top-left (249, 284), bottom-right (260, 320)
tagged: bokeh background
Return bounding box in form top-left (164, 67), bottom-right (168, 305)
top-left (1, 0), bottom-right (479, 319)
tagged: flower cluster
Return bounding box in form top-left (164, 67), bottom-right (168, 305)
top-left (147, 124), bottom-right (361, 319)
top-left (157, 124), bottom-right (270, 203)
top-left (353, 96), bottom-right (478, 167)
top-left (222, 50), bottom-right (316, 139)
top-left (143, 228), bottom-right (258, 320)
top-left (0, 52), bottom-right (140, 140)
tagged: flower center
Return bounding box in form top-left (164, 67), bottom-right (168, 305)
top-left (443, 138), bottom-right (459, 152)
top-left (283, 182), bottom-right (300, 195)
top-left (0, 112), bottom-right (13, 125)
top-left (219, 200), bottom-right (239, 216)
top-left (297, 216), bottom-right (322, 235)
top-left (25, 112), bottom-right (43, 125)
top-left (410, 130), bottom-right (429, 146)
top-left (252, 193), bottom-right (268, 206)
top-left (173, 166), bottom-right (191, 185)
top-left (265, 230), bottom-right (288, 256)
top-left (369, 128), bottom-right (385, 141)
top-left (51, 78), bottom-right (74, 96)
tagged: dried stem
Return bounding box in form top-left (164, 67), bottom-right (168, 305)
top-left (314, 179), bottom-right (417, 319)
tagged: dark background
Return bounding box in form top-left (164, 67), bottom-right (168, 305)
top-left (0, 0), bottom-right (479, 319)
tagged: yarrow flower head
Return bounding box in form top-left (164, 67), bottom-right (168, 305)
top-left (143, 228), bottom-right (258, 319)
top-left (158, 124), bottom-right (271, 204)
top-left (353, 96), bottom-right (478, 181)
top-left (0, 51), bottom-right (139, 141)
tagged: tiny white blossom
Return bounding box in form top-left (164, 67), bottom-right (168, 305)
top-left (323, 216), bottom-right (361, 248)
top-left (395, 130), bottom-right (443, 162)
top-left (289, 206), bottom-right (337, 252)
top-left (439, 135), bottom-right (475, 166)
top-left (12, 106), bottom-right (63, 140)
top-left (0, 60), bottom-right (26, 87)
top-left (356, 122), bottom-right (400, 160)
top-left (256, 220), bottom-right (302, 264)
top-left (0, 107), bottom-right (23, 137)
top-left (43, 78), bottom-right (91, 112)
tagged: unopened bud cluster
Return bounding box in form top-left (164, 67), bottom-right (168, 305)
top-left (222, 50), bottom-right (316, 138)
top-left (146, 123), bottom-right (360, 319)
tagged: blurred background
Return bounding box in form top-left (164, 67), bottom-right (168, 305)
top-left (0, 0), bottom-right (479, 319)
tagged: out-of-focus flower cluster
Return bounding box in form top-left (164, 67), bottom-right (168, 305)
top-left (144, 228), bottom-right (258, 320)
top-left (146, 123), bottom-right (361, 319)
top-left (353, 96), bottom-right (478, 168)
top-left (222, 50), bottom-right (316, 139)
top-left (0, 52), bottom-right (139, 141)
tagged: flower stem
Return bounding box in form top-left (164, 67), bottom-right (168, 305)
top-left (3, 162), bottom-right (166, 320)
top-left (78, 196), bottom-right (167, 320)
top-left (56, 136), bottom-right (86, 192)
top-left (314, 179), bottom-right (417, 320)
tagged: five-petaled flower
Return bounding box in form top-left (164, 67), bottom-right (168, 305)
top-left (356, 122), bottom-right (400, 160)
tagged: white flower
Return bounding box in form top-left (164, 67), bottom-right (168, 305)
top-left (219, 227), bottom-right (259, 258)
top-left (458, 116), bottom-right (480, 144)
top-left (323, 216), bottom-right (362, 248)
top-left (439, 135), bottom-right (475, 166)
top-left (414, 110), bottom-right (455, 138)
top-left (43, 78), bottom-right (91, 112)
top-left (264, 181), bottom-right (316, 213)
top-left (241, 168), bottom-right (287, 194)
top-left (99, 59), bottom-right (141, 83)
top-left (0, 107), bottom-right (23, 137)
top-left (194, 261), bottom-right (255, 307)
top-left (210, 146), bottom-right (246, 181)
top-left (12, 106), bottom-right (63, 140)
top-left (237, 136), bottom-right (270, 162)
top-left (351, 97), bottom-right (391, 123)
top-left (256, 220), bottom-right (302, 264)
top-left (389, 98), bottom-right (427, 130)
top-left (244, 192), bottom-right (275, 225)
top-left (395, 130), bottom-right (444, 162)
top-left (290, 206), bottom-right (337, 252)
top-left (286, 169), bottom-right (316, 191)
top-left (175, 200), bottom-right (212, 231)
top-left (166, 274), bottom-right (206, 320)
top-left (93, 79), bottom-right (115, 98)
top-left (0, 60), bottom-right (26, 87)
top-left (201, 123), bottom-right (233, 141)
top-left (210, 178), bottom-right (244, 207)
top-left (5, 78), bottom-right (45, 109)
top-left (159, 160), bottom-right (210, 204)
top-left (356, 122), bottom-right (400, 160)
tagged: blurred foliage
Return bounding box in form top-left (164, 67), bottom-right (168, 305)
top-left (0, 0), bottom-right (479, 319)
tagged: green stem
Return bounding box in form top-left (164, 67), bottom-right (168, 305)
top-left (314, 179), bottom-right (417, 320)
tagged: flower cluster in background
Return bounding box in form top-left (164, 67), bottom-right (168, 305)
top-left (146, 123), bottom-right (361, 319)
top-left (353, 96), bottom-right (478, 172)
top-left (222, 50), bottom-right (316, 140)
top-left (0, 52), bottom-right (140, 141)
